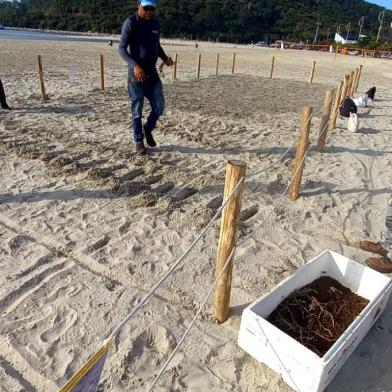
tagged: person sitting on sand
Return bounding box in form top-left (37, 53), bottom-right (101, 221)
top-left (360, 196), bottom-right (392, 273)
top-left (0, 79), bottom-right (11, 110)
top-left (119, 0), bottom-right (173, 155)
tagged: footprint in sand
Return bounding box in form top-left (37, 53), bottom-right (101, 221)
top-left (126, 325), bottom-right (176, 363)
top-left (240, 205), bottom-right (259, 222)
top-left (40, 304), bottom-right (78, 343)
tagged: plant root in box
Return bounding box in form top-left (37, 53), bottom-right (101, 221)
top-left (267, 276), bottom-right (369, 357)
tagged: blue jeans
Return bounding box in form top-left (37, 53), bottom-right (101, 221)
top-left (128, 75), bottom-right (165, 143)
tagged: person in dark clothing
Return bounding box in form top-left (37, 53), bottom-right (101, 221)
top-left (0, 79), bottom-right (11, 110)
top-left (119, 0), bottom-right (173, 155)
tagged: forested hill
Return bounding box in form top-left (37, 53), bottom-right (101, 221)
top-left (0, 0), bottom-right (391, 43)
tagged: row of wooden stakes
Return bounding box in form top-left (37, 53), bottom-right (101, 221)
top-left (36, 54), bottom-right (107, 100)
top-left (35, 51), bottom-right (364, 322)
top-left (288, 64), bottom-right (364, 202)
top-left (36, 52), bottom-right (331, 100)
top-left (35, 52), bottom-right (234, 99)
top-left (187, 53), bottom-right (319, 84)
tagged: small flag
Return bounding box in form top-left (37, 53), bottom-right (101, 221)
top-left (59, 341), bottom-right (112, 392)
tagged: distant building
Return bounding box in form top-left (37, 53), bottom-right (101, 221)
top-left (334, 32), bottom-right (364, 45)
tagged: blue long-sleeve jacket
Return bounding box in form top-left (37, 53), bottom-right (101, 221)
top-left (119, 14), bottom-right (168, 76)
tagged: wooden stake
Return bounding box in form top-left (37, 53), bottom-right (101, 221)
top-left (214, 160), bottom-right (246, 323)
top-left (347, 71), bottom-right (355, 97)
top-left (172, 53), bottom-right (178, 80)
top-left (269, 56), bottom-right (275, 79)
top-left (37, 54), bottom-right (48, 101)
top-left (351, 70), bottom-right (356, 96)
top-left (355, 65), bottom-right (363, 93)
top-left (99, 54), bottom-right (105, 90)
top-left (334, 46), bottom-right (339, 60)
top-left (351, 68), bottom-right (359, 96)
top-left (331, 75), bottom-right (350, 130)
top-left (288, 107), bottom-right (313, 201)
top-left (215, 53), bottom-right (220, 76)
top-left (317, 90), bottom-right (334, 152)
top-left (340, 74), bottom-right (351, 101)
top-left (231, 52), bottom-right (236, 74)
top-left (309, 60), bottom-right (316, 83)
top-left (196, 53), bottom-right (201, 79)
top-left (330, 80), bottom-right (343, 130)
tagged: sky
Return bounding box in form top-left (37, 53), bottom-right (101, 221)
top-left (366, 0), bottom-right (392, 10)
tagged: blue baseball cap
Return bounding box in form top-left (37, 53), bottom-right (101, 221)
top-left (140, 0), bottom-right (157, 7)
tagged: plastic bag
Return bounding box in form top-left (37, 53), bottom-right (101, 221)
top-left (353, 94), bottom-right (368, 108)
top-left (347, 113), bottom-right (359, 133)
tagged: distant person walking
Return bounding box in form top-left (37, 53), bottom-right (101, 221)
top-left (360, 196), bottom-right (392, 273)
top-left (119, 0), bottom-right (173, 155)
top-left (0, 79), bottom-right (11, 110)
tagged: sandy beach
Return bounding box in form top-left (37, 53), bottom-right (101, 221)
top-left (1, 38), bottom-right (392, 391)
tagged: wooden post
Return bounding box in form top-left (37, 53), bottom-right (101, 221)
top-left (172, 53), bottom-right (178, 80)
top-left (331, 75), bottom-right (350, 130)
top-left (37, 54), bottom-right (48, 101)
top-left (231, 52), bottom-right (236, 74)
top-left (334, 46), bottom-right (339, 60)
top-left (330, 80), bottom-right (343, 130)
top-left (214, 160), bottom-right (246, 323)
top-left (269, 56), bottom-right (275, 79)
top-left (288, 107), bottom-right (313, 201)
top-left (355, 65), bottom-right (363, 93)
top-left (196, 53), bottom-right (201, 79)
top-left (351, 68), bottom-right (359, 96)
top-left (340, 74), bottom-right (350, 101)
top-left (348, 71), bottom-right (355, 97)
top-left (309, 60), bottom-right (316, 83)
top-left (317, 90), bottom-right (334, 152)
top-left (215, 53), bottom-right (220, 76)
top-left (99, 54), bottom-right (105, 90)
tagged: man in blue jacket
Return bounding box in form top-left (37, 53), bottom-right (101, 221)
top-left (119, 0), bottom-right (173, 155)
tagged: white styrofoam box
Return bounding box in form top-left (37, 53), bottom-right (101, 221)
top-left (238, 250), bottom-right (392, 392)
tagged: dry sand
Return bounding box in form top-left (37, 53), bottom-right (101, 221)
top-left (1, 39), bottom-right (392, 392)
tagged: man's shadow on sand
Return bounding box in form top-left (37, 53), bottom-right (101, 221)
top-left (0, 180), bottom-right (149, 204)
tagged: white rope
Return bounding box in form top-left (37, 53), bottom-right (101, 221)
top-left (106, 177), bottom-right (245, 341)
top-left (145, 246), bottom-right (236, 392)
